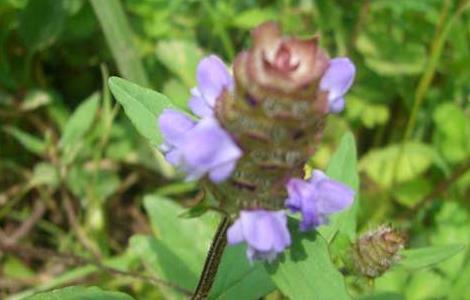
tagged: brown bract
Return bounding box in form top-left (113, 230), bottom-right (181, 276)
top-left (234, 21), bottom-right (329, 100)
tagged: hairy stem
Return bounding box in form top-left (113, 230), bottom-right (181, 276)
top-left (191, 215), bottom-right (231, 300)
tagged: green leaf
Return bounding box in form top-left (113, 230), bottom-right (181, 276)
top-left (59, 92), bottom-right (100, 148)
top-left (3, 126), bottom-right (46, 156)
top-left (129, 196), bottom-right (218, 298)
top-left (90, 0), bottom-right (150, 86)
top-left (433, 103), bottom-right (470, 163)
top-left (108, 76), bottom-right (179, 146)
top-left (356, 34), bottom-right (427, 76)
top-left (232, 8), bottom-right (277, 29)
top-left (399, 245), bottom-right (465, 269)
top-left (156, 40), bottom-right (203, 87)
top-left (346, 96), bottom-right (390, 129)
top-left (129, 235), bottom-right (198, 297)
top-left (392, 178), bottom-right (432, 208)
top-left (209, 244), bottom-right (276, 300)
top-left (23, 286), bottom-right (134, 300)
top-left (358, 292), bottom-right (404, 300)
top-left (359, 142), bottom-right (434, 188)
top-left (265, 221), bottom-right (351, 300)
top-left (18, 0), bottom-right (67, 51)
top-left (30, 162), bottom-right (59, 189)
top-left (319, 132), bottom-right (360, 242)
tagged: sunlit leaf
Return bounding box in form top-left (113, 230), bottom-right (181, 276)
top-left (209, 244), bottom-right (275, 300)
top-left (320, 132), bottom-right (360, 242)
top-left (108, 77), bottom-right (179, 146)
top-left (399, 245), bottom-right (465, 269)
top-left (265, 221), bottom-right (351, 300)
top-left (359, 142), bottom-right (434, 188)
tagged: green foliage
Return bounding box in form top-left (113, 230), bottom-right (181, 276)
top-left (265, 222), bottom-right (351, 300)
top-left (1, 0), bottom-right (470, 299)
top-left (18, 0), bottom-right (67, 51)
top-left (399, 245), bottom-right (465, 269)
top-left (320, 132), bottom-right (360, 242)
top-left (108, 76), bottom-right (178, 146)
top-left (24, 286), bottom-right (134, 300)
top-left (359, 142), bottom-right (435, 188)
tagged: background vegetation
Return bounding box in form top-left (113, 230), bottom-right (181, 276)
top-left (0, 0), bottom-right (469, 299)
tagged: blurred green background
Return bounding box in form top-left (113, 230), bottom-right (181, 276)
top-left (0, 0), bottom-right (469, 299)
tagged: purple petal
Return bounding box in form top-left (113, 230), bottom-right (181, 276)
top-left (188, 88), bottom-right (214, 118)
top-left (329, 97), bottom-right (345, 114)
top-left (159, 109), bottom-right (195, 147)
top-left (196, 55), bottom-right (234, 107)
top-left (285, 178), bottom-right (315, 212)
top-left (227, 210), bottom-right (291, 262)
top-left (209, 161), bottom-right (237, 183)
top-left (320, 57), bottom-right (355, 113)
top-left (316, 179), bottom-right (355, 214)
top-left (164, 148), bottom-right (183, 165)
top-left (227, 219), bottom-right (244, 244)
top-left (240, 210), bottom-right (290, 252)
top-left (181, 118), bottom-right (241, 170)
top-left (285, 169), bottom-right (355, 232)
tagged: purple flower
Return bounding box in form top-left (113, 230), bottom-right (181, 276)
top-left (320, 57), bottom-right (356, 113)
top-left (159, 109), bottom-right (242, 183)
top-left (227, 210), bottom-right (291, 262)
top-left (188, 55), bottom-right (234, 118)
top-left (285, 170), bottom-right (355, 231)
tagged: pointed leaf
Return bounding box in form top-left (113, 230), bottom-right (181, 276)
top-left (108, 77), bottom-right (179, 146)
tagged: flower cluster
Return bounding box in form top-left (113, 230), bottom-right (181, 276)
top-left (158, 22), bottom-right (356, 262)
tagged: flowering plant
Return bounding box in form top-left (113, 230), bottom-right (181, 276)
top-left (107, 21), bottom-right (456, 300)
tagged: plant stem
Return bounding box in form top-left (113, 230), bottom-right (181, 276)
top-left (392, 0), bottom-right (470, 184)
top-left (89, 0), bottom-right (151, 87)
top-left (191, 215), bottom-right (231, 300)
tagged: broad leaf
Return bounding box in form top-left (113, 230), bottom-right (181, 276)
top-left (108, 77), bottom-right (178, 146)
top-left (209, 244), bottom-right (275, 300)
top-left (265, 220), bottom-right (351, 300)
top-left (129, 196), bottom-right (217, 299)
top-left (399, 245), bottom-right (465, 269)
top-left (359, 142), bottom-right (434, 188)
top-left (24, 286), bottom-right (134, 300)
top-left (433, 103), bottom-right (470, 163)
top-left (320, 132), bottom-right (360, 242)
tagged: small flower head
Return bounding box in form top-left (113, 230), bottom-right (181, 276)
top-left (285, 170), bottom-right (354, 231)
top-left (351, 226), bottom-right (405, 278)
top-left (227, 210), bottom-right (291, 262)
top-left (159, 109), bottom-right (241, 183)
top-left (188, 55), bottom-right (234, 118)
top-left (320, 57), bottom-right (356, 113)
top-left (234, 21), bottom-right (330, 99)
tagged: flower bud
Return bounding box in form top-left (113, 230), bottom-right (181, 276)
top-left (234, 21), bottom-right (330, 100)
top-left (349, 226), bottom-right (406, 278)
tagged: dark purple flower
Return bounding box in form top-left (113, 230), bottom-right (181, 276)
top-left (159, 109), bottom-right (241, 183)
top-left (320, 57), bottom-right (356, 113)
top-left (285, 170), bottom-right (355, 231)
top-left (227, 210), bottom-right (291, 262)
top-left (188, 55), bottom-right (234, 118)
